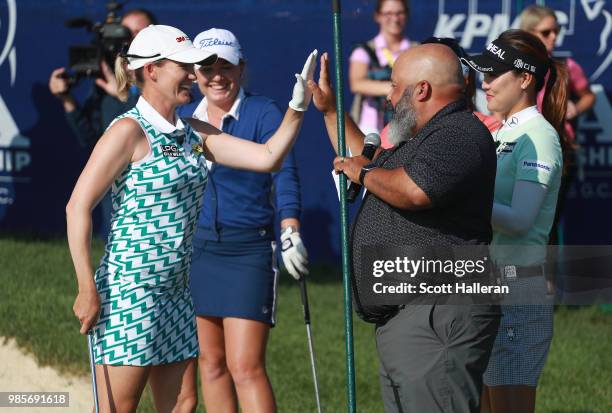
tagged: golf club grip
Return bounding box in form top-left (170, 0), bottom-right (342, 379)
top-left (299, 277), bottom-right (311, 324)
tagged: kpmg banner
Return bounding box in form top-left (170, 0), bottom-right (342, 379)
top-left (0, 0), bottom-right (610, 260)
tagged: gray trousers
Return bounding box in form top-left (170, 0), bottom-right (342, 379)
top-left (375, 297), bottom-right (500, 413)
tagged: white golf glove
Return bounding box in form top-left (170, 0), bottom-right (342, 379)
top-left (280, 226), bottom-right (309, 279)
top-left (288, 49), bottom-right (318, 111)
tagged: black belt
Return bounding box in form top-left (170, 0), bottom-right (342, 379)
top-left (499, 265), bottom-right (545, 280)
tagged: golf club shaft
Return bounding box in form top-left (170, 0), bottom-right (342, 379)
top-left (300, 277), bottom-right (323, 413)
top-left (306, 324), bottom-right (323, 413)
top-left (88, 332), bottom-right (100, 413)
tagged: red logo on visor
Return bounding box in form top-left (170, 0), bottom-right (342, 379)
top-left (176, 36), bottom-right (187, 43)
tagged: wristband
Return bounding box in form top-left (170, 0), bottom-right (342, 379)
top-left (359, 163), bottom-right (378, 185)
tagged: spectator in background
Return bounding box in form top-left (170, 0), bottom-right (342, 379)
top-left (48, 8), bottom-right (156, 238)
top-left (48, 9), bottom-right (156, 147)
top-left (349, 0), bottom-right (415, 135)
top-left (177, 28), bottom-right (310, 412)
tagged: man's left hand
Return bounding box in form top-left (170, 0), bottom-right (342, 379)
top-left (280, 227), bottom-right (309, 280)
top-left (333, 155), bottom-right (369, 183)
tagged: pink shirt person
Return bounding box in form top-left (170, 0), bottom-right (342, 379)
top-left (349, 33), bottom-right (413, 134)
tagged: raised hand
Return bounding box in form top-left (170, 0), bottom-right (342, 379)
top-left (307, 52), bottom-right (337, 115)
top-left (289, 49), bottom-right (318, 111)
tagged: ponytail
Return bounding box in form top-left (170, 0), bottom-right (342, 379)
top-left (114, 55), bottom-right (132, 102)
top-left (541, 59), bottom-right (576, 155)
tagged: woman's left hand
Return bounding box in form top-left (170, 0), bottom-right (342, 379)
top-left (289, 49), bottom-right (318, 111)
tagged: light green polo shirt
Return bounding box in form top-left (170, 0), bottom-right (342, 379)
top-left (490, 106), bottom-right (563, 266)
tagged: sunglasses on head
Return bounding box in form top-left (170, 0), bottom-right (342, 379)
top-left (421, 37), bottom-right (468, 59)
top-left (538, 26), bottom-right (560, 38)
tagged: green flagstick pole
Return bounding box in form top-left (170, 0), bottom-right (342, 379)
top-left (331, 0), bottom-right (357, 412)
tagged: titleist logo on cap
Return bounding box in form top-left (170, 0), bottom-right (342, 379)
top-left (198, 37), bottom-right (234, 47)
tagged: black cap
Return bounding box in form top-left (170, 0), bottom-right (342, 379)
top-left (461, 38), bottom-right (549, 79)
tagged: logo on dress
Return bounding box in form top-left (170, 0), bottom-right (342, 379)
top-left (161, 144), bottom-right (181, 157)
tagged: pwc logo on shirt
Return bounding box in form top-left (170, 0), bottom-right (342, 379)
top-left (161, 145), bottom-right (181, 157)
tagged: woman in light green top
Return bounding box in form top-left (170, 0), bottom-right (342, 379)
top-left (463, 29), bottom-right (568, 413)
top-left (66, 24), bottom-right (317, 412)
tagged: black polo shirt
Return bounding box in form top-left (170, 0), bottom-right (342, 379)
top-left (351, 99), bottom-right (497, 320)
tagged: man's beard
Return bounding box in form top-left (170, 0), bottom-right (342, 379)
top-left (388, 86), bottom-right (417, 147)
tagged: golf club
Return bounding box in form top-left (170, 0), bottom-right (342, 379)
top-left (87, 331), bottom-right (100, 413)
top-left (299, 276), bottom-right (323, 413)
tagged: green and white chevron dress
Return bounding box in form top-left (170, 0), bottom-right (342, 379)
top-left (92, 99), bottom-right (208, 365)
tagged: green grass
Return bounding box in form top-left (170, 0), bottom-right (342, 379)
top-left (0, 235), bottom-right (610, 412)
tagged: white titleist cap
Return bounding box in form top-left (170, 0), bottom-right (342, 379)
top-left (125, 24), bottom-right (217, 70)
top-left (192, 28), bottom-right (243, 66)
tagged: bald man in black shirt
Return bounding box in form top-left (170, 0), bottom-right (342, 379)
top-left (309, 46), bottom-right (500, 413)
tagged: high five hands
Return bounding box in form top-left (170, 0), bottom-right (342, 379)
top-left (289, 49), bottom-right (319, 111)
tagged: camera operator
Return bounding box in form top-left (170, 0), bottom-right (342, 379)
top-left (48, 9), bottom-right (156, 149)
top-left (49, 8), bottom-right (156, 239)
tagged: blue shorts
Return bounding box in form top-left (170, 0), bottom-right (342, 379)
top-left (189, 228), bottom-right (279, 325)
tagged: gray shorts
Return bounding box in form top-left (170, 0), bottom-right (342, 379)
top-left (483, 277), bottom-right (554, 386)
top-left (375, 296), bottom-right (500, 413)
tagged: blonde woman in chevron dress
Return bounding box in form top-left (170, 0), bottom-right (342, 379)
top-left (66, 24), bottom-right (317, 413)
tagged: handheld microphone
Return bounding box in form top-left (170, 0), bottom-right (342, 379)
top-left (347, 133), bottom-right (381, 203)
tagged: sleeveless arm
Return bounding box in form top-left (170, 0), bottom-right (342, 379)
top-left (66, 118), bottom-right (144, 294)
